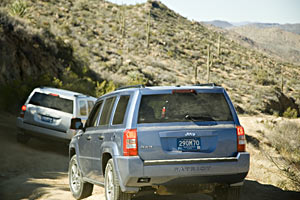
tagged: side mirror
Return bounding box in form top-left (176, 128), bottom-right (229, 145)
top-left (70, 118), bottom-right (83, 130)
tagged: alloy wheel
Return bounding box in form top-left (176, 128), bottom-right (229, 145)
top-left (70, 160), bottom-right (81, 193)
top-left (105, 164), bottom-right (115, 200)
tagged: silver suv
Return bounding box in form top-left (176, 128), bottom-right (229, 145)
top-left (68, 84), bottom-right (249, 200)
top-left (16, 87), bottom-right (96, 144)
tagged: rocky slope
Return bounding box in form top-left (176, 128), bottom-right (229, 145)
top-left (0, 0), bottom-right (299, 116)
top-left (0, 11), bottom-right (80, 84)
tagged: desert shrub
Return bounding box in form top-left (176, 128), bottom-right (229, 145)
top-left (8, 0), bottom-right (27, 17)
top-left (283, 107), bottom-right (298, 119)
top-left (270, 121), bottom-right (300, 159)
top-left (95, 80), bottom-right (116, 97)
top-left (268, 121), bottom-right (300, 189)
top-left (254, 69), bottom-right (275, 85)
top-left (127, 74), bottom-right (147, 86)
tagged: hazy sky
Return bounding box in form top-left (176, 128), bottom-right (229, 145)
top-left (108, 0), bottom-right (300, 24)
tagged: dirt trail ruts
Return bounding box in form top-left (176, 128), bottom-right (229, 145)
top-left (0, 112), bottom-right (299, 200)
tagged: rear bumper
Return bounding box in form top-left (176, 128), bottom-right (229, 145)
top-left (16, 117), bottom-right (74, 141)
top-left (114, 152), bottom-right (250, 193)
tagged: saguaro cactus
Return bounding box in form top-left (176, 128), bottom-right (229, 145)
top-left (118, 8), bottom-right (126, 38)
top-left (217, 35), bottom-right (221, 57)
top-left (194, 65), bottom-right (198, 84)
top-left (280, 65), bottom-right (284, 92)
top-left (146, 11), bottom-right (151, 49)
top-left (207, 45), bottom-right (213, 83)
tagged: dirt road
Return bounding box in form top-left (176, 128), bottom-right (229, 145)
top-left (0, 112), bottom-right (299, 200)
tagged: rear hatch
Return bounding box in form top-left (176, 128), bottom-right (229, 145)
top-left (136, 89), bottom-right (238, 160)
top-left (23, 92), bottom-right (73, 133)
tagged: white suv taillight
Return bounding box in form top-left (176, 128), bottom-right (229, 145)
top-left (236, 125), bottom-right (246, 152)
top-left (123, 129), bottom-right (138, 156)
top-left (20, 105), bottom-right (27, 118)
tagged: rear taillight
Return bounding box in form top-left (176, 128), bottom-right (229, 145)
top-left (20, 105), bottom-right (27, 118)
top-left (21, 105), bottom-right (26, 111)
top-left (123, 129), bottom-right (138, 156)
top-left (236, 125), bottom-right (246, 152)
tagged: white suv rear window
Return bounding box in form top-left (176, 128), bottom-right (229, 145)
top-left (29, 92), bottom-right (73, 114)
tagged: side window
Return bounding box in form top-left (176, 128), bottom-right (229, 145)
top-left (79, 100), bottom-right (87, 116)
top-left (99, 97), bottom-right (116, 126)
top-left (87, 101), bottom-right (94, 115)
top-left (85, 101), bottom-right (103, 128)
top-left (112, 96), bottom-right (130, 125)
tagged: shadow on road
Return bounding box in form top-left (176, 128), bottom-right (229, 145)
top-left (132, 180), bottom-right (300, 200)
top-left (241, 180), bottom-right (300, 200)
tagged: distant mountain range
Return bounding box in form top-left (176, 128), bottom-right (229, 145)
top-left (203, 20), bottom-right (300, 64)
top-left (203, 20), bottom-right (300, 35)
top-left (203, 20), bottom-right (234, 29)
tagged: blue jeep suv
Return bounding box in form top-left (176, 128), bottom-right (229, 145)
top-left (68, 84), bottom-right (249, 200)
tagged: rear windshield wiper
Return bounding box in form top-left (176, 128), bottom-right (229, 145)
top-left (185, 114), bottom-right (215, 122)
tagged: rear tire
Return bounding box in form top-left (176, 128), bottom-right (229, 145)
top-left (105, 159), bottom-right (132, 200)
top-left (214, 186), bottom-right (241, 200)
top-left (17, 133), bottom-right (30, 144)
top-left (69, 155), bottom-right (93, 199)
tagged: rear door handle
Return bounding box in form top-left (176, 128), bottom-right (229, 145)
top-left (98, 136), bottom-right (104, 140)
top-left (86, 136), bottom-right (92, 140)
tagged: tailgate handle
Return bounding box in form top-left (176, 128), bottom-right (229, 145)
top-left (98, 136), bottom-right (104, 140)
top-left (86, 136), bottom-right (92, 140)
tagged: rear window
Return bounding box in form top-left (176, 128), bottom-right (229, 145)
top-left (29, 92), bottom-right (73, 114)
top-left (138, 92), bottom-right (233, 123)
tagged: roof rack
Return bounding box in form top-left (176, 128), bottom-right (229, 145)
top-left (194, 83), bottom-right (219, 87)
top-left (116, 84), bottom-right (145, 91)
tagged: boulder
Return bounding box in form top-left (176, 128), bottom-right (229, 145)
top-left (263, 90), bottom-right (299, 116)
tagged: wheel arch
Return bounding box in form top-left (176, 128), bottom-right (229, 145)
top-left (69, 142), bottom-right (77, 160)
top-left (69, 147), bottom-right (76, 160)
top-left (102, 152), bottom-right (112, 175)
top-left (101, 141), bottom-right (120, 175)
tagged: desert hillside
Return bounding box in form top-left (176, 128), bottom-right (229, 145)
top-left (0, 0), bottom-right (299, 117)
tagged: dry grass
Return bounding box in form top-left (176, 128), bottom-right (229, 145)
top-left (267, 120), bottom-right (300, 189)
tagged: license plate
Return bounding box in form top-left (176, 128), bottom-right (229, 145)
top-left (177, 138), bottom-right (201, 151)
top-left (41, 115), bottom-right (53, 123)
